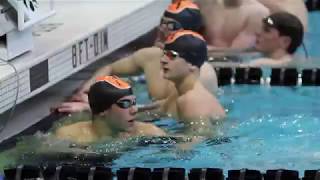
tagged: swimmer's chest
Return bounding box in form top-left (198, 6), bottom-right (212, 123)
top-left (161, 94), bottom-right (179, 120)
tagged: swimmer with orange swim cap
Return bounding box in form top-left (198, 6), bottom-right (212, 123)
top-left (156, 0), bottom-right (203, 48)
top-left (55, 76), bottom-right (166, 144)
top-left (159, 31), bottom-right (225, 123)
top-left (55, 0), bottom-right (218, 114)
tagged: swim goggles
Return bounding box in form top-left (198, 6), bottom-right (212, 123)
top-left (115, 98), bottom-right (136, 109)
top-left (160, 18), bottom-right (182, 31)
top-left (163, 50), bottom-right (180, 61)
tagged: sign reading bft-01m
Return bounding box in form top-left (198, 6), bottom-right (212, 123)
top-left (71, 29), bottom-right (109, 69)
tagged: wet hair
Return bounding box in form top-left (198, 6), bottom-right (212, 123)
top-left (163, 0), bottom-right (203, 32)
top-left (164, 30), bottom-right (208, 68)
top-left (263, 12), bottom-right (304, 54)
top-left (88, 76), bottom-right (133, 115)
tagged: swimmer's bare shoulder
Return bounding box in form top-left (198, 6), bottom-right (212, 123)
top-left (55, 121), bottom-right (96, 143)
top-left (177, 86), bottom-right (226, 121)
top-left (245, 1), bottom-right (270, 30)
top-left (246, 56), bottom-right (292, 67)
top-left (248, 58), bottom-right (270, 67)
top-left (135, 121), bottom-right (166, 136)
top-left (199, 62), bottom-right (218, 94)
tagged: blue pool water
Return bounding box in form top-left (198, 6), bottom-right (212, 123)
top-left (111, 85), bottom-right (320, 173)
top-left (1, 84), bottom-right (319, 174)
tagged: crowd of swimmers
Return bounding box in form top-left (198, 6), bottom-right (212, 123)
top-left (52, 0), bottom-right (307, 144)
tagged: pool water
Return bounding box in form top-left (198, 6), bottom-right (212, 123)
top-left (1, 83), bottom-right (319, 175)
top-left (111, 85), bottom-right (320, 173)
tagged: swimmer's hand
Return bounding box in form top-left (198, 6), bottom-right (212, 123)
top-left (208, 46), bottom-right (258, 58)
top-left (69, 90), bottom-right (89, 103)
top-left (51, 102), bottom-right (90, 113)
top-left (154, 42), bottom-right (164, 49)
top-left (136, 102), bottom-right (169, 122)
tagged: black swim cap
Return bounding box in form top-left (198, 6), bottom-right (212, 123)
top-left (88, 76), bottom-right (133, 114)
top-left (163, 0), bottom-right (203, 32)
top-left (164, 30), bottom-right (207, 68)
top-left (263, 12), bottom-right (304, 54)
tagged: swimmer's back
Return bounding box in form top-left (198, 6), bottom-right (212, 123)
top-left (133, 121), bottom-right (167, 136)
top-left (55, 122), bottom-right (97, 143)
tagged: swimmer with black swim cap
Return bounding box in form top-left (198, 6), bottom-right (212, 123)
top-left (164, 30), bottom-right (207, 69)
top-left (89, 76), bottom-right (133, 115)
top-left (55, 76), bottom-right (166, 144)
top-left (157, 0), bottom-right (203, 47)
top-left (158, 31), bottom-right (225, 131)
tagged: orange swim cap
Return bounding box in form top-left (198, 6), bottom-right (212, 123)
top-left (89, 76), bottom-right (133, 114)
top-left (164, 30), bottom-right (207, 68)
top-left (163, 0), bottom-right (203, 32)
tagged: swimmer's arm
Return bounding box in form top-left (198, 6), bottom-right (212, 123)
top-left (137, 100), bottom-right (169, 120)
top-left (207, 46), bottom-right (256, 58)
top-left (230, 27), bottom-right (256, 50)
top-left (78, 52), bottom-right (143, 94)
top-left (256, 0), bottom-right (282, 11)
top-left (207, 45), bottom-right (241, 52)
top-left (230, 33), bottom-right (256, 50)
top-left (206, 34), bottom-right (254, 52)
top-left (231, 7), bottom-right (270, 49)
top-left (245, 58), bottom-right (268, 67)
top-left (51, 101), bottom-right (91, 113)
top-left (132, 47), bottom-right (163, 68)
top-left (137, 102), bottom-right (162, 112)
top-left (245, 58), bottom-right (290, 67)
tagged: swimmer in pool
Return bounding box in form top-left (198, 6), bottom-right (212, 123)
top-left (55, 76), bottom-right (166, 144)
top-left (244, 12), bottom-right (304, 67)
top-left (257, 0), bottom-right (308, 32)
top-left (196, 0), bottom-right (269, 51)
top-left (54, 0), bottom-right (218, 114)
top-left (150, 31), bottom-right (226, 136)
top-left (154, 0), bottom-right (204, 49)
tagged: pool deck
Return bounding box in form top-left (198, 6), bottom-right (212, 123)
top-left (0, 0), bottom-right (170, 142)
